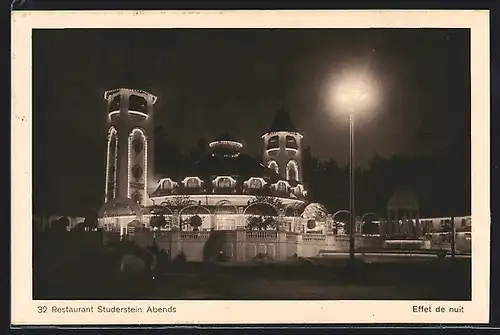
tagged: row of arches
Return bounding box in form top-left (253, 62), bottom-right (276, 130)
top-left (158, 176), bottom-right (306, 199)
top-left (100, 197), bottom-right (329, 221)
top-left (105, 126), bottom-right (149, 206)
top-left (268, 159), bottom-right (299, 181)
top-left (266, 135), bottom-right (299, 150)
top-left (108, 93), bottom-right (149, 115)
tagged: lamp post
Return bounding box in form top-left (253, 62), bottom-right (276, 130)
top-left (334, 71), bottom-right (377, 262)
top-left (348, 111), bottom-right (356, 262)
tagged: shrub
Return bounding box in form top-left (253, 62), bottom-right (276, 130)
top-left (173, 252), bottom-right (187, 263)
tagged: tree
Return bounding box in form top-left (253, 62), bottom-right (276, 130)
top-left (50, 216), bottom-right (69, 233)
top-left (245, 197), bottom-right (281, 230)
top-left (247, 216), bottom-right (262, 230)
top-left (150, 214), bottom-right (167, 229)
top-left (189, 215), bottom-right (203, 231)
top-left (188, 138), bottom-right (208, 161)
top-left (262, 217), bottom-right (276, 230)
top-left (362, 220), bottom-right (379, 235)
top-left (83, 216), bottom-right (98, 230)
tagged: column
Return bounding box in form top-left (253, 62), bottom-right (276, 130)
top-left (170, 227), bottom-right (181, 259)
top-left (277, 230), bottom-right (287, 260)
top-left (235, 228), bottom-right (247, 261)
top-left (385, 209), bottom-right (392, 237)
top-left (415, 209), bottom-right (421, 237)
top-left (211, 214), bottom-right (216, 231)
top-left (393, 210), bottom-right (399, 236)
top-left (380, 219), bottom-right (386, 239)
top-left (408, 211), bottom-right (413, 237)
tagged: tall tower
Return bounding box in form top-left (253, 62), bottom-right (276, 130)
top-left (262, 108), bottom-right (303, 183)
top-left (103, 87), bottom-right (157, 206)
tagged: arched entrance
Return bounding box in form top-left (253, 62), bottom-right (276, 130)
top-left (179, 205), bottom-right (211, 231)
top-left (214, 200), bottom-right (239, 230)
top-left (301, 203), bottom-right (328, 233)
top-left (243, 202), bottom-right (279, 230)
top-left (360, 212), bottom-right (380, 235)
top-left (332, 210), bottom-right (351, 235)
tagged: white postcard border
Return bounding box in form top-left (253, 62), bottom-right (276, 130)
top-left (11, 10), bottom-right (490, 325)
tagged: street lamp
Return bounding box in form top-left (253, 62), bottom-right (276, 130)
top-left (334, 71), bottom-right (377, 262)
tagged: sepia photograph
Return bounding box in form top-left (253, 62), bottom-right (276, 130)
top-left (12, 10), bottom-right (490, 325)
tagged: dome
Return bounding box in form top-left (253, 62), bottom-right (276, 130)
top-left (191, 153), bottom-right (281, 181)
top-left (209, 130), bottom-right (243, 157)
top-left (214, 130), bottom-right (239, 143)
top-left (387, 187), bottom-right (419, 209)
top-left (98, 197), bottom-right (143, 218)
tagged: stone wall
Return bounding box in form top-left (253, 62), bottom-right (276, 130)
top-left (101, 229), bottom-right (472, 262)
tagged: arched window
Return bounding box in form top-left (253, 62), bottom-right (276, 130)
top-left (249, 178), bottom-right (263, 189)
top-left (162, 180), bottom-right (172, 190)
top-left (285, 135), bottom-right (298, 150)
top-left (217, 177), bottom-right (231, 188)
top-left (268, 160), bottom-right (279, 174)
top-left (186, 177), bottom-right (200, 188)
top-left (131, 191), bottom-right (142, 204)
top-left (267, 136), bottom-right (279, 150)
top-left (277, 181), bottom-right (287, 193)
top-left (286, 160), bottom-right (299, 181)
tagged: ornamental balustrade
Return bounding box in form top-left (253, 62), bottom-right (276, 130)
top-left (180, 231), bottom-right (211, 241)
top-left (246, 231), bottom-right (278, 240)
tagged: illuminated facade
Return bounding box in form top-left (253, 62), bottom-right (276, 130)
top-left (98, 87), bottom-right (331, 239)
top-left (96, 87), bottom-right (471, 261)
top-left (103, 88), bottom-right (157, 207)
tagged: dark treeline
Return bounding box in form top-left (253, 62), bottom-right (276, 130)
top-left (155, 126), bottom-right (470, 218)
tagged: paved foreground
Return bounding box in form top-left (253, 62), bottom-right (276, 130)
top-left (34, 258), bottom-right (471, 301)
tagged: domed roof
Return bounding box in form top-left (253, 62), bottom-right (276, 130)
top-left (387, 187), bottom-right (419, 209)
top-left (214, 129), bottom-right (239, 143)
top-left (198, 154), bottom-right (279, 179)
top-left (266, 108), bottom-right (301, 134)
top-left (98, 197), bottom-right (143, 218)
top-left (190, 153), bottom-right (281, 181)
top-left (209, 129), bottom-right (243, 157)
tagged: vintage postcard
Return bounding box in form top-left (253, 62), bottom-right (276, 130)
top-left (11, 10), bottom-right (490, 325)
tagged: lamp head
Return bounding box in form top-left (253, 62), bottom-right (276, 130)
top-left (333, 69), bottom-right (379, 113)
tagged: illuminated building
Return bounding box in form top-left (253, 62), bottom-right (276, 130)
top-left (96, 86), bottom-right (471, 261)
top-left (98, 87), bottom-right (331, 242)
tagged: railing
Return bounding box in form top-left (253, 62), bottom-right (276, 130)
top-left (333, 235), bottom-right (350, 243)
top-left (432, 242), bottom-right (452, 250)
top-left (302, 233), bottom-right (326, 242)
top-left (180, 231), bottom-right (210, 241)
top-left (246, 231), bottom-right (278, 240)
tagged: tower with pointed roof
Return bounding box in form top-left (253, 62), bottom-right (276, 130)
top-left (262, 108), bottom-right (304, 185)
top-left (102, 51), bottom-right (157, 207)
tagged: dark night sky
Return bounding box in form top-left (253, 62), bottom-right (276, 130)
top-left (32, 28), bottom-right (470, 215)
